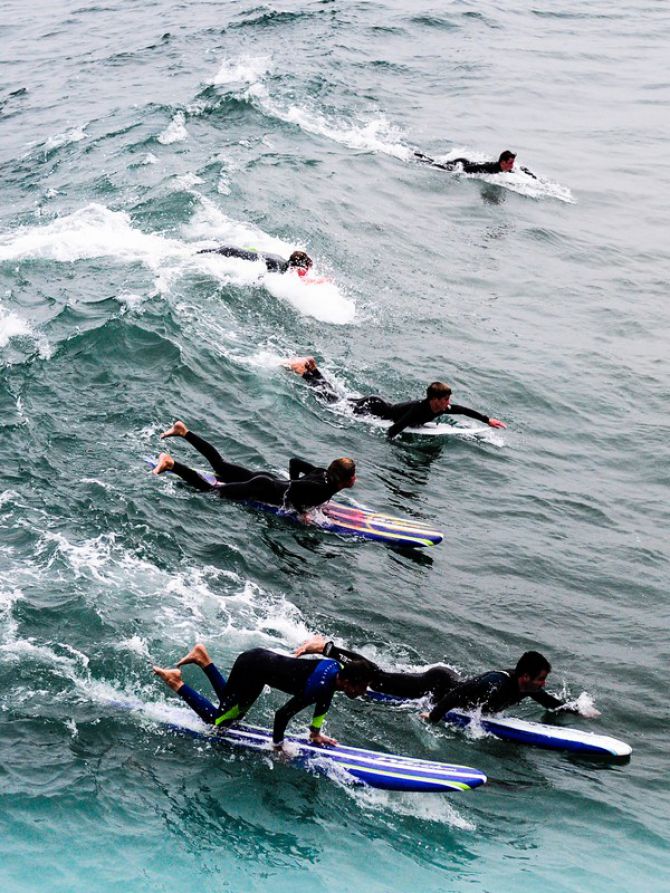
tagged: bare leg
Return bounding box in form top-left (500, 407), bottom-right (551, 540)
top-left (176, 643), bottom-right (212, 669)
top-left (153, 666), bottom-right (184, 692)
top-left (153, 453), bottom-right (175, 475)
top-left (161, 420), bottom-right (188, 439)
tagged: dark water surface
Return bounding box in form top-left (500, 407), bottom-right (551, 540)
top-left (1, 1), bottom-right (668, 891)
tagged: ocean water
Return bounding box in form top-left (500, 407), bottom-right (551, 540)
top-left (1, 1), bottom-right (668, 890)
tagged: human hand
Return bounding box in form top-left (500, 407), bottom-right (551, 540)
top-left (294, 635), bottom-right (328, 657)
top-left (488, 418), bottom-right (507, 429)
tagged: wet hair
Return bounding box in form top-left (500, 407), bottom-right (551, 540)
top-left (338, 658), bottom-right (376, 688)
top-left (426, 381), bottom-right (452, 400)
top-left (287, 250), bottom-right (313, 270)
top-left (514, 651), bottom-right (551, 679)
top-left (304, 357), bottom-right (317, 372)
top-left (327, 457), bottom-right (356, 485)
top-left (498, 150), bottom-right (517, 163)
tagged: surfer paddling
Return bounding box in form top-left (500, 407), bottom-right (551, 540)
top-left (152, 420), bottom-right (356, 512)
top-left (286, 357), bottom-right (506, 438)
top-left (198, 246), bottom-right (314, 276)
top-left (153, 642), bottom-right (375, 751)
top-left (295, 637), bottom-right (601, 720)
top-left (414, 149), bottom-right (537, 179)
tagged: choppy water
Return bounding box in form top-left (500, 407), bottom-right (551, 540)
top-left (1, 1), bottom-right (669, 891)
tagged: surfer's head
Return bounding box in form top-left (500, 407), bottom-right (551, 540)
top-left (498, 150), bottom-right (516, 172)
top-left (515, 651), bottom-right (551, 692)
top-left (288, 251), bottom-right (313, 276)
top-left (337, 658), bottom-right (376, 698)
top-left (328, 457), bottom-right (356, 490)
top-left (427, 381), bottom-right (452, 411)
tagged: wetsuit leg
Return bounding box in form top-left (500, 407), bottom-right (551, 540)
top-left (203, 662), bottom-right (229, 702)
top-left (350, 396), bottom-right (393, 418)
top-left (171, 460), bottom-right (217, 492)
top-left (217, 474), bottom-right (289, 506)
top-left (213, 650), bottom-right (269, 725)
top-left (178, 683), bottom-right (221, 725)
top-left (185, 431), bottom-right (256, 483)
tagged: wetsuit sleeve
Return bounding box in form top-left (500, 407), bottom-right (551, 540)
top-left (289, 457), bottom-right (321, 479)
top-left (530, 690), bottom-right (571, 711)
top-left (387, 404), bottom-right (429, 439)
top-left (302, 369), bottom-right (341, 403)
top-left (324, 643), bottom-right (382, 676)
top-left (309, 690), bottom-right (335, 735)
top-left (447, 404), bottom-right (490, 424)
top-left (272, 694), bottom-right (314, 744)
top-left (427, 676), bottom-right (500, 723)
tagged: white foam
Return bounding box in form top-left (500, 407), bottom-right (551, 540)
top-left (0, 203), bottom-right (187, 267)
top-left (212, 56), bottom-right (271, 86)
top-left (158, 111), bottom-right (188, 145)
top-left (247, 83), bottom-right (412, 161)
top-left (349, 783), bottom-right (476, 829)
top-left (0, 302), bottom-right (51, 359)
top-left (45, 125), bottom-right (87, 152)
top-left (173, 172), bottom-right (203, 189)
top-left (0, 304), bottom-right (31, 347)
top-left (142, 152), bottom-right (158, 165)
top-left (116, 290), bottom-right (146, 312)
top-left (264, 272), bottom-right (355, 325)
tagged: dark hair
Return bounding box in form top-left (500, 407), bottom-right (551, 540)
top-left (499, 150), bottom-right (517, 163)
top-left (327, 457), bottom-right (356, 485)
top-left (288, 250), bottom-right (313, 269)
top-left (338, 658), bottom-right (376, 687)
top-left (426, 381), bottom-right (452, 400)
top-left (515, 651), bottom-right (551, 678)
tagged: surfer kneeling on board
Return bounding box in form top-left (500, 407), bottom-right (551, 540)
top-left (153, 420), bottom-right (356, 512)
top-left (198, 245), bottom-right (313, 277)
top-left (295, 638), bottom-right (601, 720)
top-left (414, 148), bottom-right (537, 179)
top-left (153, 642), bottom-right (375, 751)
top-left (285, 358), bottom-right (507, 438)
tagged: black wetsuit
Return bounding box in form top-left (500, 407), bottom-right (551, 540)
top-left (324, 642), bottom-right (460, 700)
top-left (178, 648), bottom-right (342, 744)
top-left (198, 245), bottom-right (290, 272)
top-left (427, 669), bottom-right (567, 723)
top-left (171, 431), bottom-right (340, 511)
top-left (299, 368), bottom-right (491, 438)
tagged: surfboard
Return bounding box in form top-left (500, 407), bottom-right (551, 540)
top-left (116, 698), bottom-right (486, 792)
top-left (144, 457), bottom-right (444, 548)
top-left (347, 411), bottom-right (490, 438)
top-left (366, 691), bottom-right (631, 758)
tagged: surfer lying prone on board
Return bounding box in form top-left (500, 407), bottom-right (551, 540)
top-left (414, 149), bottom-right (537, 179)
top-left (295, 637), bottom-right (601, 720)
top-left (286, 358), bottom-right (506, 438)
top-left (153, 642), bottom-right (375, 751)
top-left (198, 246), bottom-right (313, 276)
top-left (153, 420), bottom-right (356, 512)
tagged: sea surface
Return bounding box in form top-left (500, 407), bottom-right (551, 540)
top-left (1, 1), bottom-right (668, 891)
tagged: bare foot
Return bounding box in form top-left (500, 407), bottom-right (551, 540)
top-left (153, 666), bottom-right (183, 692)
top-left (176, 643), bottom-right (212, 669)
top-left (152, 452), bottom-right (175, 475)
top-left (161, 420), bottom-right (188, 439)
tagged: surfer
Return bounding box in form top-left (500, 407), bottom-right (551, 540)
top-left (153, 642), bottom-right (375, 750)
top-left (295, 637), bottom-right (601, 719)
top-left (414, 149), bottom-right (537, 179)
top-left (286, 357), bottom-right (506, 438)
top-left (152, 421), bottom-right (356, 512)
top-left (197, 245), bottom-right (313, 276)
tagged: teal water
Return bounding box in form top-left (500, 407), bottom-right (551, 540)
top-left (1, 1), bottom-right (669, 890)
